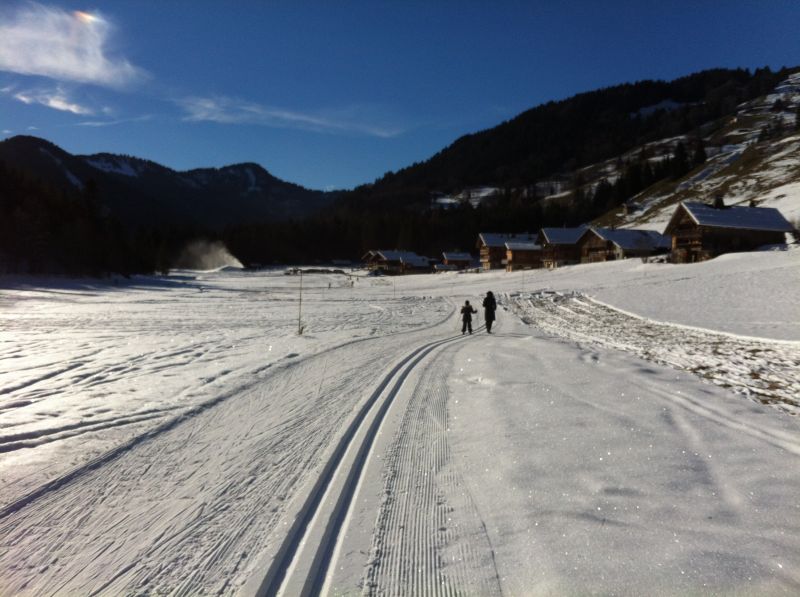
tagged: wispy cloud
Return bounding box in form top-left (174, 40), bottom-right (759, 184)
top-left (75, 114), bottom-right (153, 127)
top-left (0, 3), bottom-right (144, 88)
top-left (178, 96), bottom-right (404, 138)
top-left (11, 86), bottom-right (94, 115)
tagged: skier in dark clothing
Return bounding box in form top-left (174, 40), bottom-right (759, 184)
top-left (483, 291), bottom-right (497, 333)
top-left (460, 300), bottom-right (477, 335)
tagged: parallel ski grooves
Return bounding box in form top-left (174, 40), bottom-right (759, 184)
top-left (254, 333), bottom-right (465, 597)
top-left (362, 346), bottom-right (503, 596)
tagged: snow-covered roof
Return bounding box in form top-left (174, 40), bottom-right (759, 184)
top-left (442, 252), bottom-right (472, 261)
top-left (679, 202), bottom-right (794, 232)
top-left (539, 227), bottom-right (587, 245)
top-left (505, 241), bottom-right (541, 251)
top-left (399, 253), bottom-right (430, 267)
top-left (375, 250), bottom-right (417, 262)
top-left (591, 228), bottom-right (670, 251)
top-left (478, 233), bottom-right (537, 247)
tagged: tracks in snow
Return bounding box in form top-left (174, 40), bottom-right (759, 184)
top-left (251, 332), bottom-right (469, 597)
top-left (0, 330), bottom-right (450, 595)
top-left (361, 341), bottom-right (503, 596)
top-left (509, 291), bottom-right (800, 416)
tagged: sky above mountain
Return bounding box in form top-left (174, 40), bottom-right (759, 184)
top-left (1, 1), bottom-right (798, 190)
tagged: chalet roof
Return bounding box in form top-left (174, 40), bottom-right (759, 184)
top-left (360, 250), bottom-right (377, 261)
top-left (671, 202), bottom-right (794, 233)
top-left (539, 226), bottom-right (587, 245)
top-left (591, 228), bottom-right (670, 251)
top-left (442, 252), bottom-right (472, 261)
top-left (478, 232), bottom-right (537, 248)
top-left (374, 250), bottom-right (421, 262)
top-left (505, 241), bottom-right (541, 251)
top-left (399, 254), bottom-right (431, 268)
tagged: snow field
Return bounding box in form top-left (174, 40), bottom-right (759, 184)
top-left (0, 271), bottom-right (450, 510)
top-left (444, 323), bottom-right (800, 595)
top-left (508, 291), bottom-right (800, 415)
top-left (0, 249), bottom-right (798, 595)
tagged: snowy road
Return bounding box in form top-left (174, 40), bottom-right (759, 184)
top-left (1, 259), bottom-right (799, 595)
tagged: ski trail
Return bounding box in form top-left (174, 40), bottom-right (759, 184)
top-left (250, 333), bottom-right (467, 597)
top-left (362, 344), bottom-right (503, 597)
top-left (0, 328), bottom-right (455, 596)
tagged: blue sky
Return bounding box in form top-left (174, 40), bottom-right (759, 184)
top-left (1, 1), bottom-right (798, 190)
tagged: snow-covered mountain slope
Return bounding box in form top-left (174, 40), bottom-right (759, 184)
top-left (1, 251), bottom-right (798, 595)
top-left (609, 72), bottom-right (800, 231)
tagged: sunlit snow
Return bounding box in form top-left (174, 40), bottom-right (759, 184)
top-left (1, 249), bottom-right (798, 595)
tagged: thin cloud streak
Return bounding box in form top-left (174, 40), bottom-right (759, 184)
top-left (0, 3), bottom-right (144, 88)
top-left (75, 114), bottom-right (154, 127)
top-left (178, 96), bottom-right (404, 138)
top-left (11, 87), bottom-right (94, 115)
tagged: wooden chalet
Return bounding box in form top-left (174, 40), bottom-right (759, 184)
top-left (505, 240), bottom-right (542, 271)
top-left (476, 233), bottom-right (536, 270)
top-left (442, 252), bottom-right (473, 270)
top-left (663, 201), bottom-right (795, 263)
top-left (578, 227), bottom-right (670, 263)
top-left (362, 250), bottom-right (431, 274)
top-left (400, 253), bottom-right (433, 273)
top-left (539, 227), bottom-right (586, 269)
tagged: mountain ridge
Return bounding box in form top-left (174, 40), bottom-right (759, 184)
top-left (0, 135), bottom-right (338, 230)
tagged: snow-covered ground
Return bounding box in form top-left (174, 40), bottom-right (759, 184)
top-left (1, 250), bottom-right (799, 595)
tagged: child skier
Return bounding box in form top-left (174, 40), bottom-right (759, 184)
top-left (460, 300), bottom-right (477, 335)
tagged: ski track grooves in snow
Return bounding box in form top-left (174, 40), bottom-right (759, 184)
top-left (0, 284), bottom-right (458, 520)
top-left (251, 331), bottom-right (470, 597)
top-left (361, 343), bottom-right (504, 596)
top-left (0, 362), bottom-right (274, 521)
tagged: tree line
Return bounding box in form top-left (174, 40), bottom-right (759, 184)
top-left (0, 160), bottom-right (199, 276)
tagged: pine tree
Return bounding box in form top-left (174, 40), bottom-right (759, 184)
top-left (671, 141), bottom-right (689, 179)
top-left (691, 138), bottom-right (707, 166)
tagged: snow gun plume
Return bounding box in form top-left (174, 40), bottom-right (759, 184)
top-left (173, 240), bottom-right (244, 271)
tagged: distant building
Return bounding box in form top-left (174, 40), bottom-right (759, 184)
top-left (539, 227), bottom-right (586, 268)
top-left (476, 233), bottom-right (536, 270)
top-left (362, 250), bottom-right (431, 274)
top-left (505, 240), bottom-right (542, 271)
top-left (577, 227), bottom-right (670, 263)
top-left (442, 252), bottom-right (473, 270)
top-left (663, 201), bottom-right (794, 263)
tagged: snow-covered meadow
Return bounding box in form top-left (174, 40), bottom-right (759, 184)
top-left (1, 249), bottom-right (798, 595)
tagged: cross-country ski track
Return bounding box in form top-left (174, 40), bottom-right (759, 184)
top-left (1, 259), bottom-right (799, 595)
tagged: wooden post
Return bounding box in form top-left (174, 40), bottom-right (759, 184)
top-left (298, 270), bottom-right (303, 335)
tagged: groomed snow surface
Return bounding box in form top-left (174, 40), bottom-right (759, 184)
top-left (1, 251), bottom-right (799, 595)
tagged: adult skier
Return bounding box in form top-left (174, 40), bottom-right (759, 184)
top-left (482, 290), bottom-right (497, 333)
top-left (460, 300), bottom-right (477, 335)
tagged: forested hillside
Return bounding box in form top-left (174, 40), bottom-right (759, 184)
top-left (225, 67), bottom-right (798, 264)
top-left (361, 67), bottom-right (788, 198)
